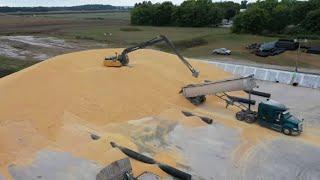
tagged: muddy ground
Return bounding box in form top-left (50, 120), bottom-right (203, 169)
top-left (0, 35), bottom-right (106, 61)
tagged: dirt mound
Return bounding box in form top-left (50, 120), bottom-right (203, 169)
top-left (0, 49), bottom-right (232, 178)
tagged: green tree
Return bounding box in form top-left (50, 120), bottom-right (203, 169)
top-left (301, 9), bottom-right (320, 33)
top-left (240, 0), bottom-right (248, 9)
top-left (253, 0), bottom-right (278, 12)
top-left (215, 1), bottom-right (240, 20)
top-left (232, 0), bottom-right (320, 35)
top-left (208, 5), bottom-right (223, 26)
top-left (291, 0), bottom-right (320, 24)
top-left (269, 4), bottom-right (292, 33)
top-left (153, 2), bottom-right (175, 26)
top-left (174, 0), bottom-right (223, 27)
top-left (172, 0), bottom-right (195, 26)
top-left (131, 1), bottom-right (155, 25)
top-left (232, 7), bottom-right (270, 34)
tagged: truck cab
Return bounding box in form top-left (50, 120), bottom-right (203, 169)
top-left (257, 99), bottom-right (303, 135)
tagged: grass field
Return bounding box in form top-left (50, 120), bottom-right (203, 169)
top-left (0, 11), bottom-right (319, 73)
top-left (0, 56), bottom-right (37, 77)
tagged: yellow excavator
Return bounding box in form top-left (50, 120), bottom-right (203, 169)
top-left (104, 35), bottom-right (199, 78)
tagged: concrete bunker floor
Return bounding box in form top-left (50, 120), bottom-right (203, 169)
top-left (0, 49), bottom-right (319, 180)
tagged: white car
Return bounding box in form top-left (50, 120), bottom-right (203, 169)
top-left (212, 48), bottom-right (231, 55)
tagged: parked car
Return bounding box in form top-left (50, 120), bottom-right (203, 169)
top-left (307, 46), bottom-right (320, 54)
top-left (270, 48), bottom-right (286, 56)
top-left (275, 39), bottom-right (299, 50)
top-left (246, 43), bottom-right (260, 50)
top-left (255, 51), bottom-right (269, 57)
top-left (212, 48), bottom-right (231, 55)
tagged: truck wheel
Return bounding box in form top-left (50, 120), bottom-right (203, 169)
top-left (282, 128), bottom-right (291, 136)
top-left (245, 114), bottom-right (256, 124)
top-left (236, 111), bottom-right (245, 121)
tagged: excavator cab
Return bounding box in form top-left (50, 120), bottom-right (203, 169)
top-left (104, 53), bottom-right (129, 67)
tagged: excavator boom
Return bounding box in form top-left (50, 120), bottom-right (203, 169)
top-left (105, 35), bottom-right (199, 78)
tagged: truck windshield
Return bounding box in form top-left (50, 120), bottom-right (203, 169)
top-left (282, 111), bottom-right (292, 119)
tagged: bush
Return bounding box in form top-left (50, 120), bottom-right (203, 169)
top-left (174, 37), bottom-right (209, 49)
top-left (119, 27), bottom-right (143, 31)
top-left (156, 37), bottom-right (208, 50)
top-left (75, 35), bottom-right (95, 40)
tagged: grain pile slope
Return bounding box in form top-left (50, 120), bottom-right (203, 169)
top-left (0, 49), bottom-right (231, 178)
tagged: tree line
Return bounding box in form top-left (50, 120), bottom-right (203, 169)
top-left (131, 0), bottom-right (240, 27)
top-left (232, 0), bottom-right (320, 35)
top-left (0, 4), bottom-right (120, 13)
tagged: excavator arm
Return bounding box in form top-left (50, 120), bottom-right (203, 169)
top-left (105, 35), bottom-right (199, 78)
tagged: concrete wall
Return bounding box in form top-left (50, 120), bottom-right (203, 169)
top-left (208, 62), bottom-right (320, 89)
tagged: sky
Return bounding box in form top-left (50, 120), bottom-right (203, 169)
top-left (0, 0), bottom-right (251, 7)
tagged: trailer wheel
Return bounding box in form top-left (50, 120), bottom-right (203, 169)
top-left (245, 114), bottom-right (256, 124)
top-left (188, 96), bottom-right (206, 106)
top-left (236, 111), bottom-right (245, 121)
top-left (282, 128), bottom-right (291, 136)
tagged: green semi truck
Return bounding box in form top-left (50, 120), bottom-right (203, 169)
top-left (236, 99), bottom-right (303, 135)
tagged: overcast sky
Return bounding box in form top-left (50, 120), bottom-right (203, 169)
top-left (0, 0), bottom-right (252, 7)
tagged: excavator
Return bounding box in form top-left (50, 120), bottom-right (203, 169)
top-left (104, 35), bottom-right (199, 78)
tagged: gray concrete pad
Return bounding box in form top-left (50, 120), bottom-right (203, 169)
top-left (244, 139), bottom-right (320, 180)
top-left (168, 124), bottom-right (241, 179)
top-left (8, 150), bottom-right (102, 180)
top-left (167, 123), bottom-right (320, 180)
